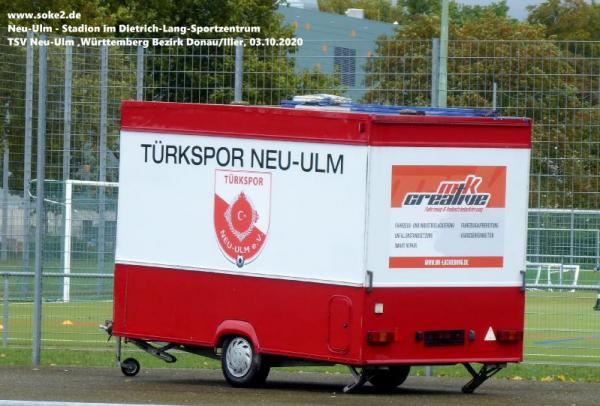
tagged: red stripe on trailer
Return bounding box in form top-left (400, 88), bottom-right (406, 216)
top-left (389, 256), bottom-right (504, 268)
top-left (120, 101), bottom-right (531, 148)
top-left (112, 263), bottom-right (524, 365)
top-left (370, 116), bottom-right (531, 148)
top-left (120, 101), bottom-right (370, 146)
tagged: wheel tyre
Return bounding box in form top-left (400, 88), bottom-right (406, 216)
top-left (121, 357), bottom-right (140, 377)
top-left (221, 336), bottom-right (270, 387)
top-left (368, 365), bottom-right (411, 389)
top-left (254, 358), bottom-right (271, 383)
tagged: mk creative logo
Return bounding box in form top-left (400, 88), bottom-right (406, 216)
top-left (403, 175), bottom-right (491, 207)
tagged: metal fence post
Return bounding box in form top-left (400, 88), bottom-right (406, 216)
top-left (569, 210), bottom-right (575, 264)
top-left (438, 0), bottom-right (449, 107)
top-left (234, 37), bottom-right (244, 103)
top-left (535, 174), bottom-right (541, 262)
top-left (59, 37), bottom-right (73, 285)
top-left (63, 38), bottom-right (72, 182)
top-left (1, 103), bottom-right (8, 262)
top-left (97, 45), bottom-right (108, 292)
top-left (431, 38), bottom-right (439, 108)
top-left (62, 180), bottom-right (72, 302)
top-left (32, 35), bottom-right (48, 366)
top-left (22, 31), bottom-right (34, 291)
top-left (136, 46), bottom-right (144, 101)
top-left (2, 274), bottom-right (8, 346)
top-left (596, 230), bottom-right (599, 265)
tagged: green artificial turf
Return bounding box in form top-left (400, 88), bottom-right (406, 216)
top-left (1, 270), bottom-right (599, 381)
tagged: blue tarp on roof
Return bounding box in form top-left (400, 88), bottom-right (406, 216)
top-left (281, 98), bottom-right (499, 118)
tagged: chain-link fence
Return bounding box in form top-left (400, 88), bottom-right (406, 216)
top-left (1, 30), bottom-right (599, 365)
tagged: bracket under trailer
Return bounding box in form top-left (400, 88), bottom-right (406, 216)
top-left (462, 363), bottom-right (506, 393)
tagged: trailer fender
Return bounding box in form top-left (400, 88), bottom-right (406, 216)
top-left (214, 320), bottom-right (261, 352)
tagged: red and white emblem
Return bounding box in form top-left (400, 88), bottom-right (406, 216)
top-left (214, 170), bottom-right (271, 267)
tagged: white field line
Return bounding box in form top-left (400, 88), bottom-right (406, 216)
top-left (8, 300), bottom-right (114, 306)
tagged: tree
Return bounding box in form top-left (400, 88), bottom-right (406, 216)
top-left (318, 0), bottom-right (399, 22)
top-left (0, 0), bottom-right (342, 191)
top-left (451, 0), bottom-right (510, 25)
top-left (362, 11), bottom-right (600, 209)
top-left (527, 0), bottom-right (600, 41)
top-left (317, 0), bottom-right (511, 25)
top-left (0, 0), bottom-right (115, 31)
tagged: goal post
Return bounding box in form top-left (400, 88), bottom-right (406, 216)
top-left (526, 262), bottom-right (581, 290)
top-left (62, 179), bottom-right (118, 302)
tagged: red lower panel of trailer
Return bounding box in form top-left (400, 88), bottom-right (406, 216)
top-left (113, 264), bottom-right (523, 365)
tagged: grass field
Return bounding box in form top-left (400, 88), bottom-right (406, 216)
top-left (0, 269), bottom-right (599, 381)
top-left (1, 291), bottom-right (600, 378)
top-left (0, 258), bottom-right (114, 301)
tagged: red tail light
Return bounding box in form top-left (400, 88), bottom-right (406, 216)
top-left (367, 330), bottom-right (394, 345)
top-left (496, 329), bottom-right (523, 343)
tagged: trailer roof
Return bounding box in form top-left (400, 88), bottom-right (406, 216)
top-left (121, 101), bottom-right (531, 149)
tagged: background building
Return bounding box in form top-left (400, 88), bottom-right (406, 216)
top-left (278, 4), bottom-right (396, 100)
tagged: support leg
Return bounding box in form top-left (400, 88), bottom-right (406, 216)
top-left (462, 363), bottom-right (506, 394)
top-left (115, 336), bottom-right (122, 367)
top-left (130, 339), bottom-right (177, 363)
top-left (343, 366), bottom-right (369, 393)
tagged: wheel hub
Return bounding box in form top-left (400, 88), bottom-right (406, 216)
top-left (226, 337), bottom-right (252, 378)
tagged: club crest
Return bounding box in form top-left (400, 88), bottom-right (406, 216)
top-left (214, 170), bottom-right (271, 267)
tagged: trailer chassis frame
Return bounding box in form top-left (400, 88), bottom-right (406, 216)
top-left (104, 321), bottom-right (508, 392)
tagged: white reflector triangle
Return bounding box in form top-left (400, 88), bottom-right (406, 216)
top-left (484, 327), bottom-right (496, 341)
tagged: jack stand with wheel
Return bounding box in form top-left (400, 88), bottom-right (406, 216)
top-left (115, 339), bottom-right (177, 377)
top-left (121, 357), bottom-right (141, 377)
top-left (115, 339), bottom-right (178, 377)
top-left (109, 334), bottom-right (179, 377)
top-left (343, 366), bottom-right (370, 393)
top-left (461, 363), bottom-right (506, 394)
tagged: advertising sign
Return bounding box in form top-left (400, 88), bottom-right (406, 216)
top-left (389, 165), bottom-right (506, 269)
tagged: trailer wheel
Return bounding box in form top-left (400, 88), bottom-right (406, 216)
top-left (221, 336), bottom-right (270, 387)
top-left (120, 357), bottom-right (140, 377)
top-left (368, 365), bottom-right (410, 389)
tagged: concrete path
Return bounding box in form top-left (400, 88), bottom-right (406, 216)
top-left (0, 366), bottom-right (598, 405)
